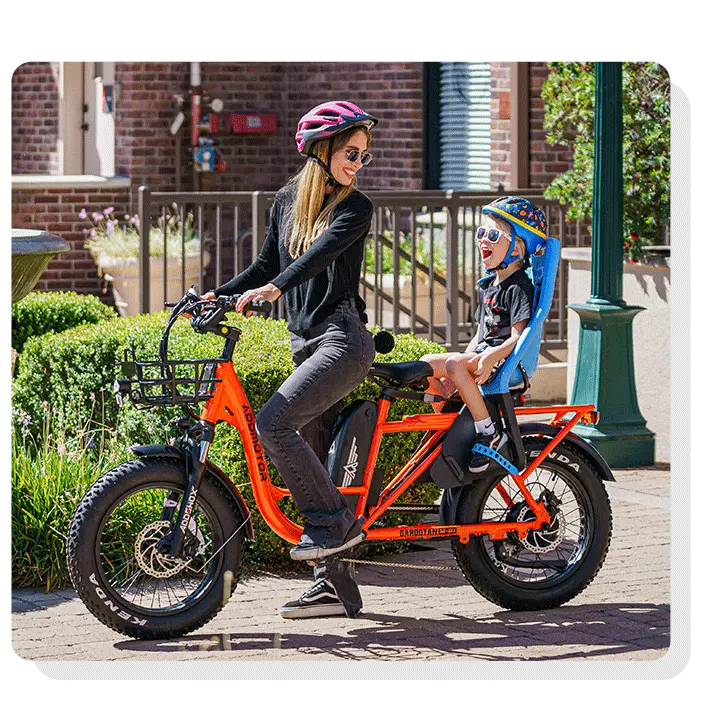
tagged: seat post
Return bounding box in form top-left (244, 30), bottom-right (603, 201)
top-left (486, 393), bottom-right (527, 473)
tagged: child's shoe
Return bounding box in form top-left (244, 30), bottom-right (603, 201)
top-left (469, 432), bottom-right (510, 473)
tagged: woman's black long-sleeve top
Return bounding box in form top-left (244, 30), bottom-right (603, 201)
top-left (213, 184), bottom-right (374, 332)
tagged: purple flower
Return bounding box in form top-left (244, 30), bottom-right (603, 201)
top-left (106, 220), bottom-right (116, 235)
top-left (79, 208), bottom-right (87, 220)
top-left (90, 228), bottom-right (97, 238)
top-left (130, 215), bottom-right (140, 228)
top-left (103, 206), bottom-right (115, 216)
top-left (92, 212), bottom-right (104, 222)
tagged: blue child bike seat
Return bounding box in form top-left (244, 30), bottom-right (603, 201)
top-left (480, 236), bottom-right (561, 396)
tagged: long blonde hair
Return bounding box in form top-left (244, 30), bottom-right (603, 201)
top-left (287, 126), bottom-right (371, 259)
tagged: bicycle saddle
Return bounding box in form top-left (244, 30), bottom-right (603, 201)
top-left (368, 361), bottom-right (433, 388)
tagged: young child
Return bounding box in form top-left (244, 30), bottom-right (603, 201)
top-left (421, 196), bottom-right (546, 473)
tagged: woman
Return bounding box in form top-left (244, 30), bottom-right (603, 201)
top-left (207, 101), bottom-right (378, 618)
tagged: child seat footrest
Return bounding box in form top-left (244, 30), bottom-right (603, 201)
top-left (471, 443), bottom-right (519, 475)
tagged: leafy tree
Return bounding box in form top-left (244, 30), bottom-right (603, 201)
top-left (542, 62), bottom-right (670, 261)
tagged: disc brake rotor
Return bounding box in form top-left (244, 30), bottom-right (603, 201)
top-left (134, 520), bottom-right (198, 579)
top-left (514, 503), bottom-right (567, 554)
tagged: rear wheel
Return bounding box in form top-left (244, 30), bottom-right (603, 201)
top-left (66, 457), bottom-right (247, 639)
top-left (452, 437), bottom-right (612, 610)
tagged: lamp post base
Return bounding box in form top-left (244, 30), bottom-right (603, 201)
top-left (569, 302), bottom-right (655, 468)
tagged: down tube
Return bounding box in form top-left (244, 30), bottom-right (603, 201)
top-left (203, 362), bottom-right (303, 543)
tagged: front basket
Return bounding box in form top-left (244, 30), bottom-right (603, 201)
top-left (116, 347), bottom-right (222, 407)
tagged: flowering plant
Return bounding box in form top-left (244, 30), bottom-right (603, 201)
top-left (82, 204), bottom-right (202, 267)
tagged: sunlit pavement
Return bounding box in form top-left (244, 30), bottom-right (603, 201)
top-left (12, 466), bottom-right (670, 663)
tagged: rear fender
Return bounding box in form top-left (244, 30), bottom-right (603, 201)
top-left (130, 444), bottom-right (254, 542)
top-left (517, 423), bottom-right (616, 484)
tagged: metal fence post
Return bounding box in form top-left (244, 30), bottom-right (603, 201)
top-left (251, 191), bottom-right (263, 258)
top-left (138, 185), bottom-right (151, 314)
top-left (445, 191), bottom-right (459, 349)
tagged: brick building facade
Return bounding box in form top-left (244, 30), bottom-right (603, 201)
top-left (12, 61), bottom-right (572, 298)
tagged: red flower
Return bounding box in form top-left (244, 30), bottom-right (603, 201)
top-left (624, 241), bottom-right (631, 249)
top-left (630, 258), bottom-right (638, 264)
top-left (630, 233), bottom-right (639, 240)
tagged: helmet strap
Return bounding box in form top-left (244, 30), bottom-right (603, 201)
top-left (496, 226), bottom-right (519, 270)
top-left (309, 137), bottom-right (339, 188)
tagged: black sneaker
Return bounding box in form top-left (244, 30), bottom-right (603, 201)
top-left (289, 517), bottom-right (366, 562)
top-left (279, 576), bottom-right (346, 619)
top-left (469, 432), bottom-right (509, 473)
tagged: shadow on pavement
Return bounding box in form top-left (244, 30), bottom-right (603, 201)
top-left (114, 602), bottom-right (669, 661)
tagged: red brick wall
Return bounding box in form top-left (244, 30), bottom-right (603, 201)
top-left (11, 62), bottom-right (61, 175)
top-left (11, 184), bottom-right (131, 296)
top-left (528, 63), bottom-right (574, 189)
top-left (490, 62), bottom-right (513, 190)
top-left (113, 62), bottom-right (425, 195)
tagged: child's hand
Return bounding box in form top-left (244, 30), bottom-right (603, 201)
top-left (471, 352), bottom-right (497, 385)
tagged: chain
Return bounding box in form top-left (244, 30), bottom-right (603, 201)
top-left (337, 556), bottom-right (462, 572)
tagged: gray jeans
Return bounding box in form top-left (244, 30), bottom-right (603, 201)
top-left (255, 299), bottom-right (376, 547)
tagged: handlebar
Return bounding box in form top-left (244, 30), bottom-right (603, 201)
top-left (158, 287), bottom-right (272, 364)
top-left (191, 296), bottom-right (272, 333)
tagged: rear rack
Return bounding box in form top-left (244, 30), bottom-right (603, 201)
top-left (116, 347), bottom-right (223, 407)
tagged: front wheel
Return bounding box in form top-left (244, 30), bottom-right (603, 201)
top-left (452, 437), bottom-right (612, 611)
top-left (66, 457), bottom-right (247, 639)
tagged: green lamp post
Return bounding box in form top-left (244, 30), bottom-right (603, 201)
top-left (568, 62), bottom-right (655, 467)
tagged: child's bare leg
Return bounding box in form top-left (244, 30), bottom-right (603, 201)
top-left (420, 353), bottom-right (457, 413)
top-left (445, 353), bottom-right (490, 423)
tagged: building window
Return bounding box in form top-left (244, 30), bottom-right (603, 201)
top-left (425, 62), bottom-right (491, 191)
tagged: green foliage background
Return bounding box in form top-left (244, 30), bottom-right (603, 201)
top-left (541, 62), bottom-right (670, 260)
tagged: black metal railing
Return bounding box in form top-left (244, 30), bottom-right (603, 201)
top-left (138, 186), bottom-right (581, 350)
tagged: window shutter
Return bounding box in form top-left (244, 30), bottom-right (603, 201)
top-left (438, 62), bottom-right (491, 190)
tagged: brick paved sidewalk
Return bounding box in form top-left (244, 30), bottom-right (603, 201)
top-left (12, 467), bottom-right (670, 664)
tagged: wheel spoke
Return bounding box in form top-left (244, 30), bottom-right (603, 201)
top-left (96, 483), bottom-right (220, 613)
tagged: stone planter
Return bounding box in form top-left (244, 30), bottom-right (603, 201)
top-left (563, 247), bottom-right (671, 463)
top-left (11, 229), bottom-right (70, 303)
top-left (101, 254), bottom-right (206, 317)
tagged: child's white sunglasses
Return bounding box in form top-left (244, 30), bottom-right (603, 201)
top-left (476, 226), bottom-right (511, 244)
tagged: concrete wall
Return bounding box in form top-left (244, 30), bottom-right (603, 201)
top-left (564, 248), bottom-right (671, 463)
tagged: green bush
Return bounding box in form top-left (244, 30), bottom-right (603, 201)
top-left (12, 291), bottom-right (117, 354)
top-left (12, 311), bottom-right (445, 583)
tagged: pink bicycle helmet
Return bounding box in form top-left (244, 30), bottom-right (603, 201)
top-left (295, 100), bottom-right (378, 156)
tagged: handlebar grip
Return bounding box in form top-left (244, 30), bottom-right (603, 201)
top-left (192, 304), bottom-right (228, 333)
top-left (243, 300), bottom-right (272, 318)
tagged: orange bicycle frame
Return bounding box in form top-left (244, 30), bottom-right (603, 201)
top-left (201, 360), bottom-right (597, 546)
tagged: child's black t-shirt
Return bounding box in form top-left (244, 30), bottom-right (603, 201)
top-left (474, 268), bottom-right (535, 349)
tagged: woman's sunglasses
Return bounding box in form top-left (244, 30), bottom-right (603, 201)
top-left (476, 226), bottom-right (511, 244)
top-left (344, 149), bottom-right (373, 166)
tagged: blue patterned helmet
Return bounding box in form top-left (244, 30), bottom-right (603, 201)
top-left (482, 196), bottom-right (547, 267)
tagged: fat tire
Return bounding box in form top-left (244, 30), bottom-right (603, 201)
top-left (452, 437), bottom-right (612, 611)
top-left (66, 457), bottom-right (247, 640)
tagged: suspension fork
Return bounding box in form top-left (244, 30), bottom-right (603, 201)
top-left (162, 420), bottom-right (216, 557)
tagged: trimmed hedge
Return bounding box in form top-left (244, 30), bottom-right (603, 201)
top-left (12, 311), bottom-right (446, 579)
top-left (11, 291), bottom-right (117, 354)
